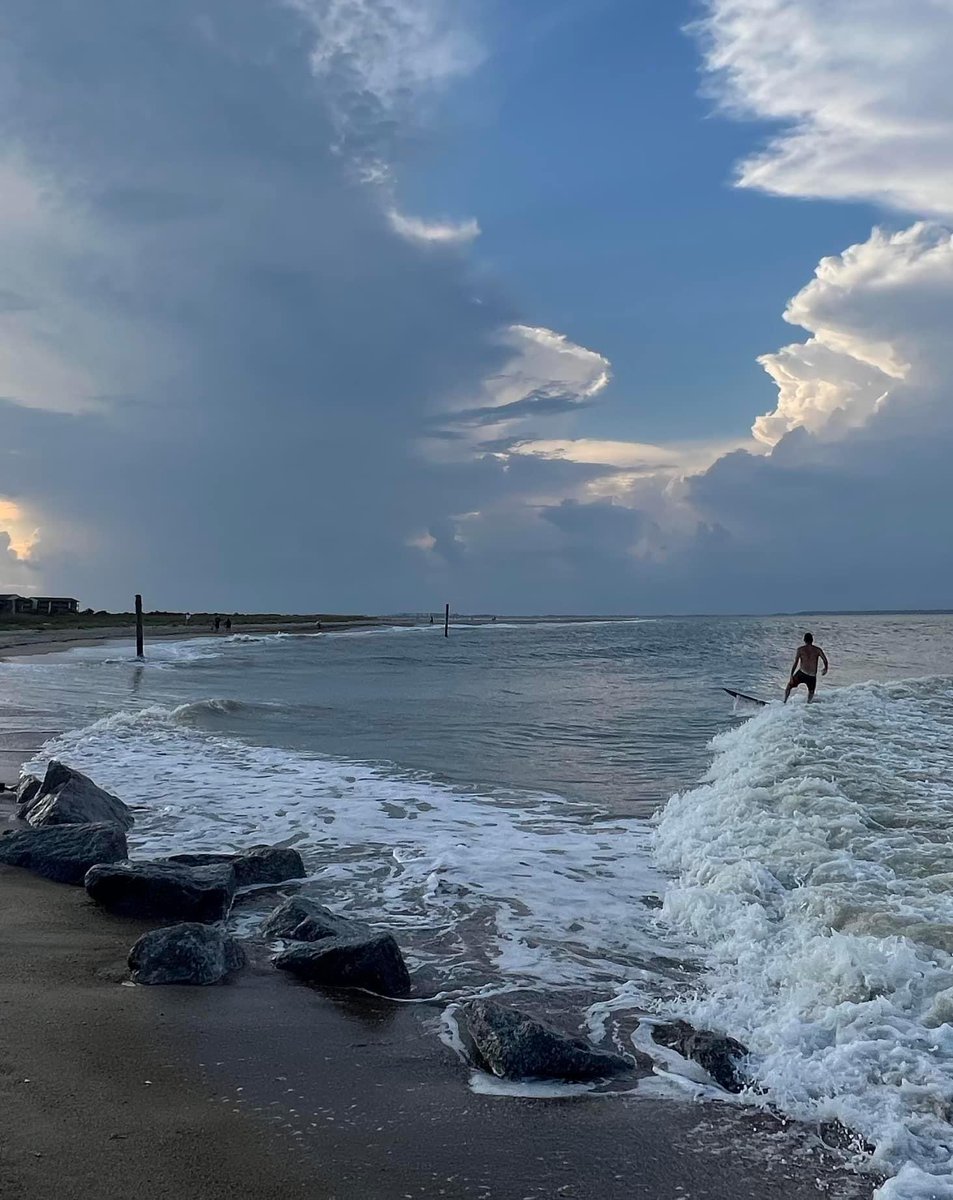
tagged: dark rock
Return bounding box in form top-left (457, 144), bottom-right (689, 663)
top-left (274, 932), bottom-right (411, 997)
top-left (261, 896), bottom-right (365, 942)
top-left (128, 922), bottom-right (246, 985)
top-left (85, 860), bottom-right (236, 922)
top-left (650, 1019), bottom-right (750, 1093)
top-left (167, 844), bottom-right (305, 888)
top-left (0, 823), bottom-right (128, 885)
top-left (19, 760), bottom-right (134, 831)
top-left (460, 999), bottom-right (633, 1081)
top-left (15, 774), bottom-right (42, 808)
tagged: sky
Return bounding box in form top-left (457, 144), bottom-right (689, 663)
top-left (1, 0), bottom-right (951, 614)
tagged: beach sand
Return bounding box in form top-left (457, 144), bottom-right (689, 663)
top-left (0, 866), bottom-right (877, 1199)
top-left (0, 717), bottom-right (877, 1199)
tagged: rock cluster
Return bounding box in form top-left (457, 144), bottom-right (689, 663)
top-left (4, 761), bottom-right (756, 1098)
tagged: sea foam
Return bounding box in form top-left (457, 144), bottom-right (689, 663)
top-left (654, 679), bottom-right (953, 1197)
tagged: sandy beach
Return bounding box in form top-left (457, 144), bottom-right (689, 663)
top-left (0, 634), bottom-right (882, 1199)
top-left (0, 861), bottom-right (876, 1200)
top-left (0, 618), bottom-right (380, 661)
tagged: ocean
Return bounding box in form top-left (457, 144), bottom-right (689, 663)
top-left (2, 614), bottom-right (952, 1198)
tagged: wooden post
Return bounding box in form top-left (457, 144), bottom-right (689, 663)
top-left (135, 594), bottom-right (144, 659)
top-left (444, 603), bottom-right (450, 638)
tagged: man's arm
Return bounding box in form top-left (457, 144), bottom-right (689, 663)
top-left (791, 651), bottom-right (801, 677)
top-left (819, 648), bottom-right (829, 676)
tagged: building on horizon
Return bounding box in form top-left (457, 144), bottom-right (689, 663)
top-left (0, 594), bottom-right (79, 616)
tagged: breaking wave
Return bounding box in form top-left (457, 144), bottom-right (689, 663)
top-left (654, 678), bottom-right (953, 1197)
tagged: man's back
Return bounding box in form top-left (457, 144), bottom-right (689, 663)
top-left (796, 644), bottom-right (822, 675)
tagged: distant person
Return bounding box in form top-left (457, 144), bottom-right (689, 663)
top-left (185, 612), bottom-right (192, 624)
top-left (429, 614), bottom-right (434, 625)
top-left (225, 617), bottom-right (232, 632)
top-left (214, 615), bottom-right (221, 632)
top-left (784, 633), bottom-right (829, 704)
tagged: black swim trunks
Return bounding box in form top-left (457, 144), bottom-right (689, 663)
top-left (791, 670), bottom-right (816, 694)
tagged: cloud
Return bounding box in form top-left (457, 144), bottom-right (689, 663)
top-left (752, 223), bottom-right (953, 443)
top-left (428, 324), bottom-right (611, 455)
top-left (697, 0), bottom-right (953, 217)
top-left (387, 209), bottom-right (481, 244)
top-left (286, 0), bottom-right (482, 180)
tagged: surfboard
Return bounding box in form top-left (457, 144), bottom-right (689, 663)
top-left (722, 687), bottom-right (767, 707)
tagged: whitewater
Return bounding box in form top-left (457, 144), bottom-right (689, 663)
top-left (2, 614), bottom-right (952, 1197)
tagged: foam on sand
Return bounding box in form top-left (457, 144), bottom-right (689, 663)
top-left (30, 705), bottom-right (677, 999)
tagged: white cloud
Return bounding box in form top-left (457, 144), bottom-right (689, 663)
top-left (511, 435), bottom-right (757, 473)
top-left (753, 223), bottom-right (953, 443)
top-left (698, 0), bottom-right (953, 217)
top-left (288, 0), bottom-right (482, 110)
top-left (387, 209), bottom-right (480, 244)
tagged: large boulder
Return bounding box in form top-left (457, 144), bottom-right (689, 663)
top-left (0, 823), bottom-right (128, 885)
top-left (85, 860), bottom-right (236, 922)
top-left (129, 922), bottom-right (245, 985)
top-left (19, 761), bottom-right (134, 831)
top-left (460, 999), bottom-right (634, 1081)
top-left (650, 1020), bottom-right (750, 1093)
top-left (261, 896), bottom-right (365, 942)
top-left (15, 774), bottom-right (42, 809)
top-left (274, 932), bottom-right (411, 997)
top-left (167, 844), bottom-right (305, 888)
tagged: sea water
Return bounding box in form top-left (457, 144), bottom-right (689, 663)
top-left (2, 614), bottom-right (952, 1197)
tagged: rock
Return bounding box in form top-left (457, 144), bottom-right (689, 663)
top-left (128, 922), bottom-right (245, 985)
top-left (460, 999), bottom-right (633, 1081)
top-left (0, 823), bottom-right (128, 885)
top-left (19, 760), bottom-right (134, 831)
top-left (274, 932), bottom-right (411, 997)
top-left (167, 844), bottom-right (305, 888)
top-left (261, 896), bottom-right (365, 942)
top-left (650, 1019), bottom-right (750, 1093)
top-left (85, 860), bottom-right (236, 922)
top-left (15, 774), bottom-right (42, 808)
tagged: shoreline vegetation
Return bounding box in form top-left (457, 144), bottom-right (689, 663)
top-left (0, 764), bottom-right (876, 1199)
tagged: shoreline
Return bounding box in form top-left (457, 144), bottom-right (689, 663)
top-left (0, 863), bottom-right (875, 1200)
top-left (0, 694), bottom-right (879, 1198)
top-left (0, 617), bottom-right (388, 661)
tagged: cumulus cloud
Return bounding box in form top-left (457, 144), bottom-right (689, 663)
top-left (697, 0), bottom-right (953, 217)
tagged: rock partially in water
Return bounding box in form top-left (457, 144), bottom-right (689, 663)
top-left (167, 845), bottom-right (305, 888)
top-left (15, 774), bottom-right (42, 809)
top-left (85, 860), bottom-right (236, 922)
top-left (650, 1019), bottom-right (750, 1093)
top-left (19, 760), bottom-right (134, 831)
top-left (0, 822), bottom-right (128, 885)
top-left (460, 999), bottom-right (635, 1082)
top-left (261, 896), bottom-right (366, 942)
top-left (274, 932), bottom-right (411, 997)
top-left (129, 922), bottom-right (246, 985)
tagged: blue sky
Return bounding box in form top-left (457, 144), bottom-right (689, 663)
top-left (1, 0), bottom-right (951, 613)
top-left (402, 0), bottom-right (882, 441)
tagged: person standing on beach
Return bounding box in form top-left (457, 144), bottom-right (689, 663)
top-left (225, 617), bottom-right (232, 632)
top-left (784, 633), bottom-right (828, 703)
top-left (214, 615), bottom-right (221, 632)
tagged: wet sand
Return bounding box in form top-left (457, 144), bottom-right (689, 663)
top-left (0, 861), bottom-right (878, 1200)
top-left (0, 706), bottom-right (879, 1200)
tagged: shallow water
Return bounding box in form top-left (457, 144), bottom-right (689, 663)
top-left (2, 613), bottom-right (952, 1197)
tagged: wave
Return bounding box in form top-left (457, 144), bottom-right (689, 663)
top-left (654, 677), bottom-right (953, 1196)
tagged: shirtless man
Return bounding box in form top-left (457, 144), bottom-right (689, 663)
top-left (784, 632), bottom-right (829, 703)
